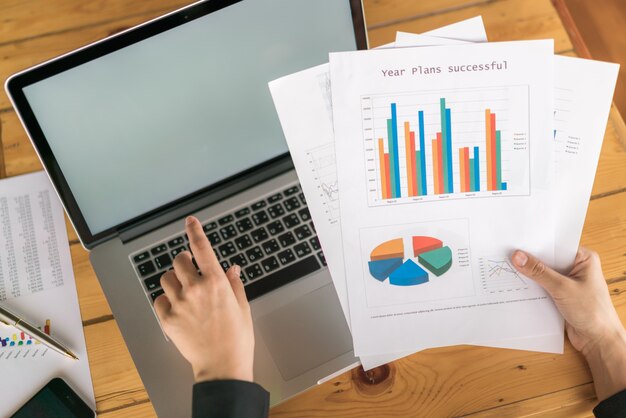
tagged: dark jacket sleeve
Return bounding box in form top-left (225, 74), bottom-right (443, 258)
top-left (594, 389), bottom-right (626, 418)
top-left (192, 380), bottom-right (269, 418)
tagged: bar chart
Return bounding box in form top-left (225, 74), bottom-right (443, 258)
top-left (0, 319), bottom-right (51, 359)
top-left (362, 86), bottom-right (530, 206)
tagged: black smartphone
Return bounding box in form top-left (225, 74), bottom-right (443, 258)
top-left (11, 378), bottom-right (95, 418)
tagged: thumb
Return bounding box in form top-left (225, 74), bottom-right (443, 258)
top-left (511, 250), bottom-right (566, 295)
top-left (226, 265), bottom-right (248, 308)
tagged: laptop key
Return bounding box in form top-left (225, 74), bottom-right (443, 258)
top-left (262, 239), bottom-right (280, 255)
top-left (133, 252), bottom-right (149, 263)
top-left (251, 200), bottom-right (266, 211)
top-left (261, 256), bottom-right (280, 273)
top-left (294, 225), bottom-right (312, 240)
top-left (267, 220), bottom-right (284, 236)
top-left (150, 289), bottom-right (164, 301)
top-left (138, 260), bottom-right (156, 276)
top-left (219, 242), bottom-right (237, 258)
top-left (246, 246), bottom-right (264, 262)
top-left (155, 253), bottom-right (172, 269)
top-left (234, 235), bottom-right (253, 250)
top-left (218, 214), bottom-right (234, 225)
top-left (220, 225), bottom-right (237, 240)
top-left (151, 244), bottom-right (167, 255)
top-left (245, 264), bottom-right (263, 281)
top-left (235, 218), bottom-right (254, 232)
top-left (250, 227), bottom-right (269, 243)
top-left (309, 236), bottom-right (321, 251)
top-left (267, 204), bottom-right (285, 219)
top-left (294, 242), bottom-right (312, 257)
top-left (251, 210), bottom-right (269, 225)
top-left (284, 186), bottom-right (299, 196)
top-left (267, 193), bottom-right (283, 203)
top-left (245, 255), bottom-right (321, 301)
top-left (144, 273), bottom-right (163, 291)
top-left (317, 251), bottom-right (327, 266)
top-left (171, 246), bottom-right (186, 258)
top-left (298, 208), bottom-right (311, 222)
top-left (203, 222), bottom-right (217, 232)
top-left (283, 214), bottom-right (300, 228)
top-left (283, 197), bottom-right (300, 212)
top-left (206, 231), bottom-right (221, 245)
top-left (167, 237), bottom-right (185, 248)
top-left (277, 249), bottom-right (296, 265)
top-left (298, 192), bottom-right (306, 205)
top-left (220, 260), bottom-right (230, 272)
top-left (235, 208), bottom-right (250, 218)
top-left (229, 254), bottom-right (248, 267)
top-left (278, 232), bottom-right (296, 247)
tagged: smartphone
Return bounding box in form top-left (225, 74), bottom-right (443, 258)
top-left (11, 378), bottom-right (95, 418)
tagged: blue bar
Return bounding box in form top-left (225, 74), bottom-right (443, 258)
top-left (391, 103), bottom-right (401, 198)
top-left (501, 182), bottom-right (507, 191)
top-left (418, 110), bottom-right (427, 195)
top-left (473, 146), bottom-right (480, 191)
top-left (445, 108), bottom-right (453, 193)
top-left (387, 118), bottom-right (396, 198)
top-left (439, 98), bottom-right (448, 193)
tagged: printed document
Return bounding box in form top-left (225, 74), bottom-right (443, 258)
top-left (330, 40), bottom-right (561, 356)
top-left (0, 172), bottom-right (95, 416)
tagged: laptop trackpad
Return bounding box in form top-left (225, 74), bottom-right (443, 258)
top-left (256, 284), bottom-right (353, 381)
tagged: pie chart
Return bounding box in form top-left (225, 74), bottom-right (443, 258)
top-left (367, 236), bottom-right (452, 286)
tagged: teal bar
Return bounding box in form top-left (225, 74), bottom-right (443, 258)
top-left (495, 130), bottom-right (502, 190)
top-left (469, 158), bottom-right (475, 192)
top-left (387, 118), bottom-right (396, 197)
top-left (440, 98), bottom-right (448, 193)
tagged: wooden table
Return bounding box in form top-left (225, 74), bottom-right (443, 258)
top-left (1, 1), bottom-right (625, 416)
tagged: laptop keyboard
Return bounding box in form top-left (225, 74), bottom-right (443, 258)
top-left (129, 184), bottom-right (327, 304)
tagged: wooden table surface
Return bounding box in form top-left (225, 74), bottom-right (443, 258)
top-left (1, 1), bottom-right (625, 416)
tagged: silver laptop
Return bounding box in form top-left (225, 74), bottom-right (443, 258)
top-left (5, 0), bottom-right (368, 415)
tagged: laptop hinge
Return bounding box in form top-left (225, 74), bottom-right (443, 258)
top-left (117, 155), bottom-right (294, 244)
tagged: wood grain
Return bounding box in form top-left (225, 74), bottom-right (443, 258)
top-left (84, 320), bottom-right (150, 413)
top-left (367, 0), bottom-right (573, 53)
top-left (71, 244), bottom-right (113, 323)
top-left (363, 0), bottom-right (490, 28)
top-left (0, 0), bottom-right (189, 46)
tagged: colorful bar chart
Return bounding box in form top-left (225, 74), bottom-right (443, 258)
top-left (362, 86), bottom-right (528, 206)
top-left (0, 319), bottom-right (51, 348)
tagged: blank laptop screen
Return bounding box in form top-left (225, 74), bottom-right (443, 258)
top-left (22, 0), bottom-right (356, 235)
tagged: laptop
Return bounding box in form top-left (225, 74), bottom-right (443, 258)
top-left (5, 0), bottom-right (368, 415)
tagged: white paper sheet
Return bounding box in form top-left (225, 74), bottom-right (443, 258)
top-left (0, 171), bottom-right (95, 416)
top-left (270, 18), bottom-right (495, 369)
top-left (330, 40), bottom-right (561, 357)
top-left (552, 56), bottom-right (619, 271)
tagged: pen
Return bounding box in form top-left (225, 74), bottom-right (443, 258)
top-left (0, 304), bottom-right (78, 360)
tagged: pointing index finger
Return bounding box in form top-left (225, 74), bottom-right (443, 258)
top-left (185, 216), bottom-right (221, 275)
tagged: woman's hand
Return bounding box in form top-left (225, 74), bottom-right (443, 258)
top-left (154, 216), bottom-right (255, 383)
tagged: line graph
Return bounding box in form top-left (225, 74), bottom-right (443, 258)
top-left (306, 143), bottom-right (340, 224)
top-left (479, 257), bottom-right (528, 294)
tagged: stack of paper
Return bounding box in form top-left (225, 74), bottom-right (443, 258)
top-left (269, 17), bottom-right (619, 370)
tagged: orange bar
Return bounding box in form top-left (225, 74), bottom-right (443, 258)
top-left (404, 122), bottom-right (413, 197)
top-left (378, 138), bottom-right (388, 199)
top-left (410, 131), bottom-right (417, 196)
top-left (432, 138), bottom-right (440, 194)
top-left (485, 109), bottom-right (493, 190)
top-left (384, 154), bottom-right (391, 199)
top-left (436, 133), bottom-right (444, 194)
top-left (459, 148), bottom-right (466, 193)
top-left (490, 113), bottom-right (497, 191)
top-left (463, 147), bottom-right (471, 192)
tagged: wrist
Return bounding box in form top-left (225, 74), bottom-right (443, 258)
top-left (583, 326), bottom-right (626, 402)
top-left (193, 365), bottom-right (253, 384)
top-left (583, 326), bottom-right (626, 360)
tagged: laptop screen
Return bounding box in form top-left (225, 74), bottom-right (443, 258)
top-left (19, 0), bottom-right (358, 236)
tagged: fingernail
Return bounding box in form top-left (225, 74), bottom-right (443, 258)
top-left (186, 216), bottom-right (195, 225)
top-left (512, 251), bottom-right (528, 267)
top-left (232, 264), bottom-right (241, 275)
